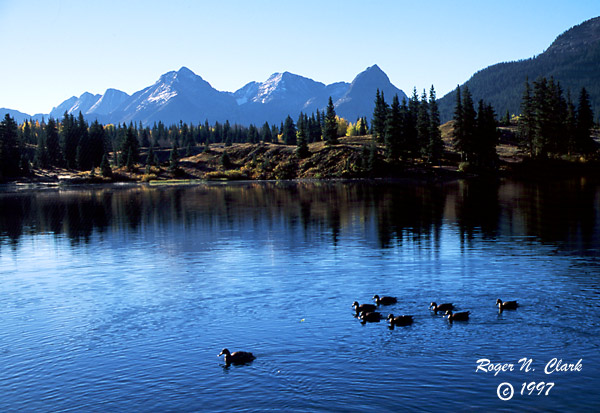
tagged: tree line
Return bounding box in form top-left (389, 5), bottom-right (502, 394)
top-left (517, 77), bottom-right (595, 158)
top-left (371, 86), bottom-right (444, 164)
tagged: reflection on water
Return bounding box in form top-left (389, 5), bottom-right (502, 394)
top-left (1, 179), bottom-right (598, 251)
top-left (0, 178), bottom-right (599, 411)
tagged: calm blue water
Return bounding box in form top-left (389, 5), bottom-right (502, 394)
top-left (0, 179), bottom-right (599, 412)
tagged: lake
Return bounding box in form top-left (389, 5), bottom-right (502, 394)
top-left (0, 178), bottom-right (599, 411)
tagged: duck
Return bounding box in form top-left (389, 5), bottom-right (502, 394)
top-left (218, 348), bottom-right (256, 365)
top-left (359, 311), bottom-right (382, 323)
top-left (387, 314), bottom-right (414, 326)
top-left (353, 301), bottom-right (377, 315)
top-left (429, 302), bottom-right (455, 314)
top-left (445, 310), bottom-right (470, 322)
top-left (496, 298), bottom-right (519, 311)
top-left (373, 294), bottom-right (398, 305)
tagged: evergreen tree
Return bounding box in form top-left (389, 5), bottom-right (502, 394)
top-left (87, 120), bottom-right (106, 170)
top-left (384, 94), bottom-right (402, 161)
top-left (120, 123), bottom-right (140, 169)
top-left (0, 114), bottom-right (21, 177)
top-left (34, 130), bottom-right (50, 169)
top-left (261, 122), bottom-right (272, 143)
top-left (169, 143), bottom-right (180, 172)
top-left (453, 86), bottom-right (477, 162)
top-left (324, 96), bottom-right (339, 145)
top-left (417, 89), bottom-right (431, 158)
top-left (19, 153), bottom-right (31, 176)
top-left (371, 89), bottom-right (388, 141)
top-left (531, 77), bottom-right (556, 158)
top-left (358, 116), bottom-right (368, 136)
top-left (271, 124), bottom-right (280, 142)
top-left (146, 144), bottom-right (158, 169)
top-left (405, 88), bottom-right (420, 157)
top-left (308, 113), bottom-right (322, 142)
top-left (565, 91), bottom-right (578, 154)
top-left (367, 143), bottom-right (378, 175)
top-left (22, 120), bottom-right (34, 144)
top-left (296, 119), bottom-right (310, 159)
top-left (99, 153), bottom-right (112, 177)
top-left (427, 86), bottom-right (444, 164)
top-left (247, 124), bottom-right (259, 144)
top-left (576, 87), bottom-right (595, 153)
top-left (474, 100), bottom-right (499, 170)
top-left (221, 150), bottom-right (232, 169)
top-left (61, 112), bottom-right (79, 168)
top-left (501, 110), bottom-right (511, 126)
top-left (282, 115), bottom-right (297, 145)
top-left (452, 85), bottom-right (464, 154)
top-left (45, 118), bottom-right (61, 167)
top-left (76, 112), bottom-right (92, 170)
top-left (518, 79), bottom-right (535, 157)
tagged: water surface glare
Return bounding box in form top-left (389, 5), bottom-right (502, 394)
top-left (0, 179), bottom-right (599, 411)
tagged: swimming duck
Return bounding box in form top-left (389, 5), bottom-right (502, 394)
top-left (353, 301), bottom-right (377, 315)
top-left (373, 295), bottom-right (398, 305)
top-left (387, 314), bottom-right (414, 326)
top-left (496, 299), bottom-right (518, 311)
top-left (445, 310), bottom-right (470, 322)
top-left (359, 311), bottom-right (382, 323)
top-left (218, 348), bottom-right (256, 365)
top-left (429, 302), bottom-right (455, 314)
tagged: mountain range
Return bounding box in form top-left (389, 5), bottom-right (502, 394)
top-left (0, 65), bottom-right (406, 127)
top-left (2, 16), bottom-right (599, 126)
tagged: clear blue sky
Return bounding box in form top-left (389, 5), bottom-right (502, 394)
top-left (0, 0), bottom-right (598, 115)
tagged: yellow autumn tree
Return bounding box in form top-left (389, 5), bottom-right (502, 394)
top-left (336, 116), bottom-right (349, 137)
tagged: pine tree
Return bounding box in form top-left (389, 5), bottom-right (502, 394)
top-left (0, 114), bottom-right (21, 177)
top-left (417, 89), bottom-right (431, 158)
top-left (120, 123), bottom-right (140, 169)
top-left (261, 122), bottom-right (272, 143)
top-left (76, 112), bottom-right (92, 170)
top-left (146, 145), bottom-right (158, 169)
top-left (518, 79), bottom-right (535, 158)
top-left (452, 85), bottom-right (464, 154)
top-left (565, 91), bottom-right (578, 155)
top-left (309, 113), bottom-right (322, 142)
top-left (19, 154), bottom-right (31, 176)
top-left (221, 150), bottom-right (232, 169)
top-left (324, 96), bottom-right (339, 145)
top-left (427, 86), bottom-right (444, 164)
top-left (358, 116), bottom-right (368, 136)
top-left (296, 119), bottom-right (310, 159)
top-left (474, 100), bottom-right (499, 170)
top-left (169, 143), bottom-right (180, 172)
top-left (384, 94), bottom-right (402, 161)
top-left (45, 118), bottom-right (61, 167)
top-left (576, 87), bottom-right (595, 153)
top-left (100, 153), bottom-right (112, 177)
top-left (532, 77), bottom-right (553, 158)
top-left (371, 89), bottom-right (388, 141)
top-left (88, 120), bottom-right (106, 170)
top-left (406, 88), bottom-right (420, 158)
top-left (282, 115), bottom-right (297, 145)
top-left (61, 112), bottom-right (79, 168)
top-left (34, 130), bottom-right (50, 169)
top-left (453, 86), bottom-right (477, 162)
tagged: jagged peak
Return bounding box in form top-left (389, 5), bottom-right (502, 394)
top-left (365, 64), bottom-right (383, 72)
top-left (177, 66), bottom-right (196, 76)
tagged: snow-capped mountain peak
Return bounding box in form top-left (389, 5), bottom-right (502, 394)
top-left (43, 64), bottom-right (405, 126)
